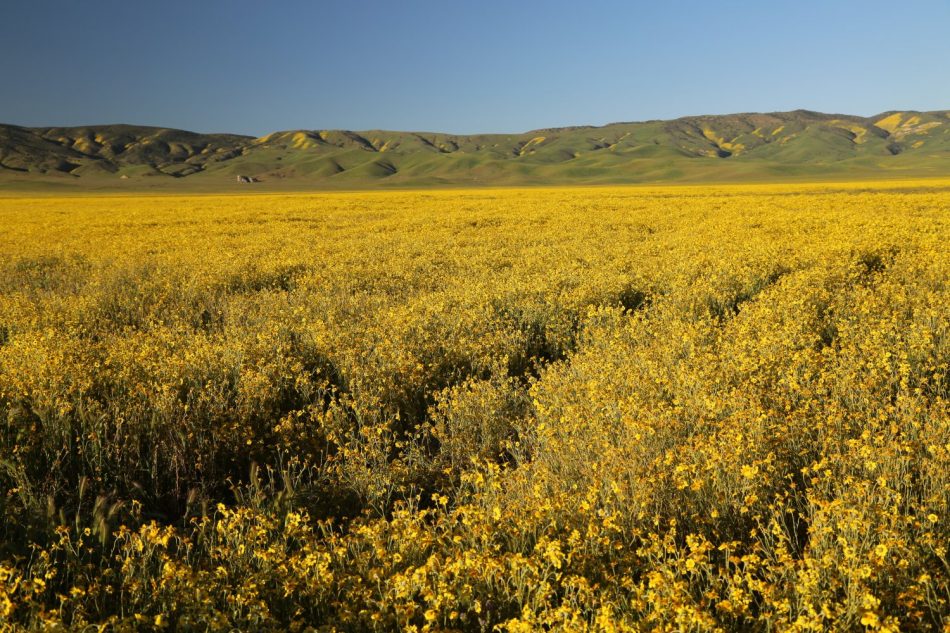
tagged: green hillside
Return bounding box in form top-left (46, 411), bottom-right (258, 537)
top-left (2, 110), bottom-right (949, 189)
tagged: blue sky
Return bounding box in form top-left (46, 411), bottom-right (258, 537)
top-left (2, 0), bottom-right (949, 135)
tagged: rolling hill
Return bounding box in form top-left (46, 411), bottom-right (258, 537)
top-left (2, 109), bottom-right (949, 189)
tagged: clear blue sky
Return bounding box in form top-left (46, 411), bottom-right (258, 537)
top-left (3, 0), bottom-right (949, 135)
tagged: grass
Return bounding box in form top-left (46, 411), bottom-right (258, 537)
top-left (3, 110), bottom-right (949, 192)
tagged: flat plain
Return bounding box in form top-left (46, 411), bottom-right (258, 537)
top-left (0, 181), bottom-right (948, 630)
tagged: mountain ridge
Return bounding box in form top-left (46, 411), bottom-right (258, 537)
top-left (2, 109), bottom-right (949, 189)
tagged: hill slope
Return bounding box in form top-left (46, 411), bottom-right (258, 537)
top-left (2, 110), bottom-right (949, 189)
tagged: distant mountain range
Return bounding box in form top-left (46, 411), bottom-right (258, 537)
top-left (2, 110), bottom-right (948, 189)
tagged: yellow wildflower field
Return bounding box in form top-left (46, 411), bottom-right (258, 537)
top-left (0, 181), bottom-right (947, 631)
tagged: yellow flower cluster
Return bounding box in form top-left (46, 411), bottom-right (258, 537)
top-left (0, 180), bottom-right (947, 630)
